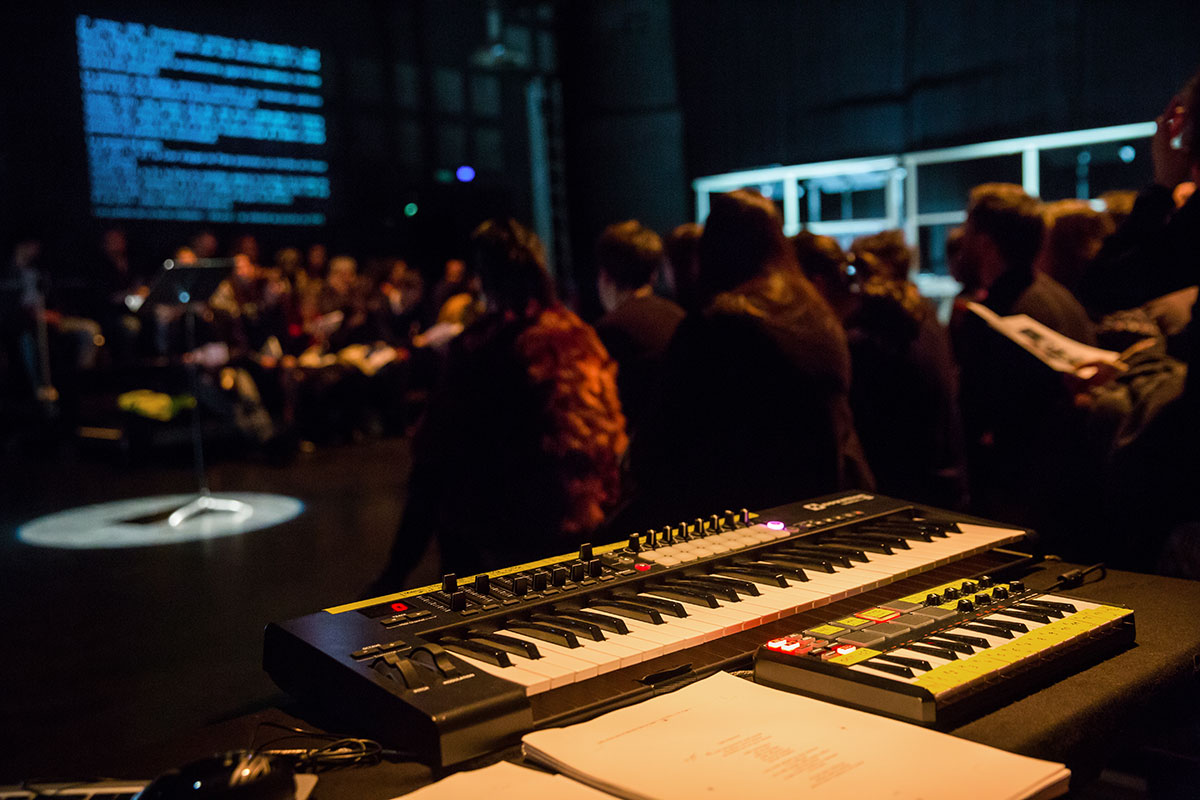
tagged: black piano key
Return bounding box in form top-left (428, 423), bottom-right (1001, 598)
top-left (553, 609), bottom-right (629, 635)
top-left (960, 622), bottom-right (1015, 639)
top-left (853, 525), bottom-right (933, 542)
top-left (502, 621), bottom-right (581, 648)
top-left (588, 599), bottom-right (665, 624)
top-left (711, 566), bottom-right (790, 587)
top-left (612, 592), bottom-right (690, 617)
top-left (932, 631), bottom-right (991, 649)
top-left (469, 632), bottom-right (541, 659)
top-left (862, 659), bottom-right (915, 679)
top-left (1020, 598), bottom-right (1077, 614)
top-left (531, 613), bottom-right (605, 641)
top-left (690, 574), bottom-right (760, 597)
top-left (821, 537), bottom-right (894, 555)
top-left (755, 555), bottom-right (836, 574)
top-left (869, 521), bottom-right (950, 538)
top-left (663, 577), bottom-right (742, 602)
top-left (440, 637), bottom-right (513, 667)
top-left (975, 616), bottom-right (1028, 633)
top-left (905, 643), bottom-right (959, 661)
top-left (922, 637), bottom-right (975, 655)
top-left (735, 560), bottom-right (810, 581)
top-left (1012, 602), bottom-right (1064, 619)
top-left (776, 545), bottom-right (853, 568)
top-left (992, 608), bottom-right (1052, 624)
top-left (836, 532), bottom-right (912, 550)
top-left (808, 543), bottom-right (870, 562)
top-left (637, 586), bottom-right (721, 609)
top-left (873, 653), bottom-right (933, 671)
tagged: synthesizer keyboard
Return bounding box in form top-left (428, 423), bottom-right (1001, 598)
top-left (753, 577), bottom-right (1134, 726)
top-left (264, 492), bottom-right (1033, 766)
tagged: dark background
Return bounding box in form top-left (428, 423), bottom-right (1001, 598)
top-left (2, 0), bottom-right (1198, 302)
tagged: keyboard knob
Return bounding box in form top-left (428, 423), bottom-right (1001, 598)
top-left (709, 514), bottom-right (722, 532)
top-left (628, 533), bottom-right (642, 553)
top-left (693, 518), bottom-right (707, 538)
top-left (739, 508), bottom-right (751, 526)
top-left (724, 509), bottom-right (738, 527)
top-left (944, 587), bottom-right (960, 600)
top-left (961, 581), bottom-right (978, 593)
top-left (646, 528), bottom-right (659, 549)
top-left (570, 562), bottom-right (585, 582)
top-left (441, 573), bottom-right (458, 593)
top-left (474, 574), bottom-right (490, 594)
top-left (957, 598), bottom-right (974, 613)
top-left (532, 572), bottom-right (548, 592)
top-left (579, 542), bottom-right (594, 561)
top-left (992, 585), bottom-right (1009, 600)
top-left (662, 525), bottom-right (675, 545)
top-left (513, 576), bottom-right (531, 596)
top-left (978, 575), bottom-right (993, 588)
top-left (551, 567), bottom-right (568, 587)
top-left (587, 558), bottom-right (603, 578)
top-left (1009, 580), bottom-right (1025, 593)
top-left (678, 521), bottom-right (691, 541)
top-left (925, 593), bottom-right (942, 605)
top-left (449, 591), bottom-right (467, 612)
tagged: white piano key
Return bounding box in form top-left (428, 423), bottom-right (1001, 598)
top-left (449, 651), bottom-right (553, 694)
top-left (490, 630), bottom-right (600, 683)
top-left (498, 629), bottom-right (628, 675)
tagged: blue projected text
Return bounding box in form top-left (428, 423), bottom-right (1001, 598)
top-left (77, 15), bottom-right (329, 226)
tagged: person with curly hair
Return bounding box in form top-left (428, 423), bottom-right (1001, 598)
top-left (368, 219), bottom-right (627, 590)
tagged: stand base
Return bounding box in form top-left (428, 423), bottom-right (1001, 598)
top-left (168, 493), bottom-right (254, 528)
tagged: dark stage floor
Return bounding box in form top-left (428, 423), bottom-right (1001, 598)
top-left (0, 434), bottom-right (419, 781)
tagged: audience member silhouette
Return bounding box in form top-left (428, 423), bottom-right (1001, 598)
top-left (369, 219), bottom-right (627, 590)
top-left (622, 190), bottom-right (872, 531)
top-left (798, 232), bottom-right (967, 510)
top-left (594, 220), bottom-right (685, 436)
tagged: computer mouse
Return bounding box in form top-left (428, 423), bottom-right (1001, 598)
top-left (135, 750), bottom-right (296, 800)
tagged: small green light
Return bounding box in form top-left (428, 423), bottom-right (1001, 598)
top-left (404, 202), bottom-right (419, 217)
top-left (434, 169), bottom-right (454, 183)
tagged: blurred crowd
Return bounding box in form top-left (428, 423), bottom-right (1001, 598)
top-left (7, 70), bottom-right (1200, 590)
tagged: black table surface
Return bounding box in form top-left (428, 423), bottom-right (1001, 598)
top-left (128, 561), bottom-right (1200, 798)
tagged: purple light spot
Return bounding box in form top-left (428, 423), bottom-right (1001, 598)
top-left (455, 165), bottom-right (476, 182)
top-left (767, 520), bottom-right (786, 530)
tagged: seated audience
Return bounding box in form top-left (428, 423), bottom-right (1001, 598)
top-left (369, 219), bottom-right (627, 590)
top-left (594, 220), bottom-right (685, 435)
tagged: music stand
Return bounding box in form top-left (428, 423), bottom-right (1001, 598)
top-left (139, 258), bottom-right (248, 528)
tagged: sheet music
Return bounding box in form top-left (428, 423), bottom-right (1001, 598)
top-left (523, 672), bottom-right (1069, 800)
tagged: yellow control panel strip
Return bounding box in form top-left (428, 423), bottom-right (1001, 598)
top-left (911, 605), bottom-right (1132, 695)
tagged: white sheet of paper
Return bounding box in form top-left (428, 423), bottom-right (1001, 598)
top-left (966, 301), bottom-right (1118, 373)
top-left (523, 672), bottom-right (1069, 800)
top-left (393, 760), bottom-right (617, 799)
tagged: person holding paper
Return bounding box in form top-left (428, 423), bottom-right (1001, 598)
top-left (951, 184), bottom-right (1097, 555)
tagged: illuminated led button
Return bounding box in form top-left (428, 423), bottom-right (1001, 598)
top-left (855, 607), bottom-right (901, 623)
top-left (835, 644), bottom-right (857, 656)
top-left (766, 520), bottom-right (787, 531)
top-left (634, 563), bottom-right (652, 572)
top-left (835, 616), bottom-right (873, 628)
top-left (804, 623), bottom-right (847, 639)
top-left (779, 641), bottom-right (809, 653)
top-left (766, 638), bottom-right (790, 649)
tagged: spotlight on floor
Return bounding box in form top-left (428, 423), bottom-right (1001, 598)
top-left (17, 493), bottom-right (304, 549)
